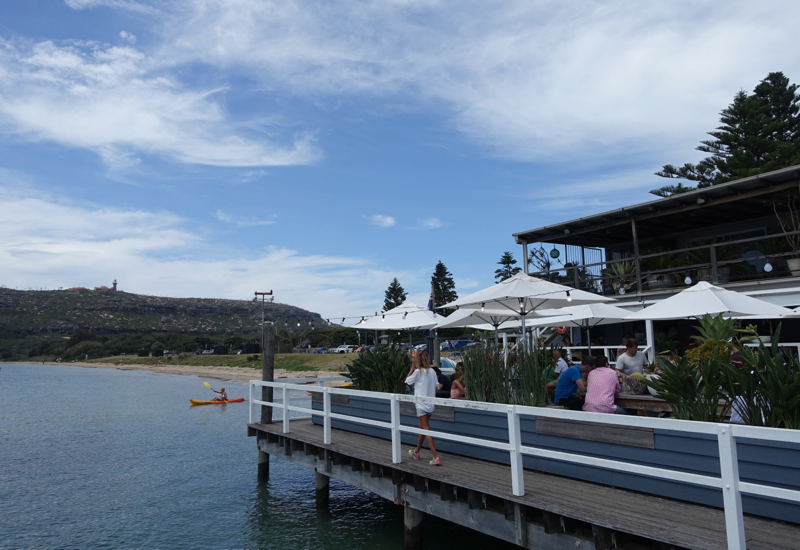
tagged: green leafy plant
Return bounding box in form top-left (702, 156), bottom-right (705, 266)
top-left (687, 237), bottom-right (747, 276)
top-left (721, 327), bottom-right (800, 429)
top-left (655, 328), bottom-right (679, 355)
top-left (601, 261), bottom-right (636, 293)
top-left (462, 343), bottom-right (551, 406)
top-left (693, 313), bottom-right (756, 343)
top-left (345, 345), bottom-right (410, 393)
top-left (641, 245), bottom-right (677, 271)
top-left (685, 339), bottom-right (734, 363)
top-left (643, 354), bottom-right (731, 422)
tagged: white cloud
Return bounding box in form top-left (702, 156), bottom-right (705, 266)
top-left (0, 182), bottom-right (406, 318)
top-left (0, 38), bottom-right (318, 168)
top-left (418, 217), bottom-right (443, 230)
top-left (213, 209), bottom-right (276, 227)
top-left (367, 214), bottom-right (396, 228)
top-left (119, 31), bottom-right (137, 44)
top-left (65, 0), bottom-right (159, 15)
top-left (152, 0), bottom-right (800, 162)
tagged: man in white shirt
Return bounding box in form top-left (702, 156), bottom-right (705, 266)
top-left (547, 349), bottom-right (570, 398)
top-left (616, 338), bottom-right (648, 376)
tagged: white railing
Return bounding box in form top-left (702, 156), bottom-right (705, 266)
top-left (563, 345), bottom-right (651, 366)
top-left (249, 380), bottom-right (800, 550)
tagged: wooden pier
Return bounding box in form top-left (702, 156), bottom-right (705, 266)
top-left (248, 417), bottom-right (800, 550)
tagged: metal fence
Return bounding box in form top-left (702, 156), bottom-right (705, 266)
top-left (249, 380), bottom-right (800, 550)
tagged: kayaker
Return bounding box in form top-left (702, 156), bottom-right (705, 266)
top-left (212, 388), bottom-right (228, 402)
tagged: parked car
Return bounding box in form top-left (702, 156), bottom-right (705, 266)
top-left (201, 349), bottom-right (214, 355)
top-left (335, 345), bottom-right (357, 353)
top-left (440, 339), bottom-right (476, 351)
top-left (232, 349), bottom-right (242, 355)
top-left (313, 347), bottom-right (326, 354)
top-left (327, 347), bottom-right (339, 354)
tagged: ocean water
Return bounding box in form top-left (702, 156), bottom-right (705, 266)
top-left (1, 364), bottom-right (509, 549)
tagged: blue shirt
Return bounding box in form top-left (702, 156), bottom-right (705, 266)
top-left (555, 365), bottom-right (583, 403)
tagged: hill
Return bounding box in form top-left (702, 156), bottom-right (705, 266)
top-left (0, 288), bottom-right (324, 336)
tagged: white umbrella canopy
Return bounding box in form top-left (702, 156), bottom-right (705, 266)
top-left (440, 272), bottom-right (614, 313)
top-left (625, 281), bottom-right (794, 320)
top-left (524, 303), bottom-right (633, 329)
top-left (350, 300), bottom-right (437, 330)
top-left (434, 307), bottom-right (557, 330)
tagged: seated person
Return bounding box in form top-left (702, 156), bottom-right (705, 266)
top-left (546, 349), bottom-right (570, 398)
top-left (450, 365), bottom-right (466, 398)
top-left (616, 338), bottom-right (648, 376)
top-left (433, 366), bottom-right (451, 397)
top-left (583, 355), bottom-right (626, 414)
top-left (212, 387), bottom-right (228, 402)
top-left (554, 356), bottom-right (595, 410)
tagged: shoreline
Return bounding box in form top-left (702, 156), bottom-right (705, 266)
top-left (20, 361), bottom-right (349, 384)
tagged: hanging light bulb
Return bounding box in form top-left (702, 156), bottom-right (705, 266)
top-left (342, 317), bottom-right (345, 324)
top-left (619, 287), bottom-right (626, 295)
top-left (297, 321), bottom-right (301, 327)
top-left (480, 302), bottom-right (485, 312)
top-left (518, 297), bottom-right (525, 311)
top-left (308, 320), bottom-right (313, 326)
top-left (284, 322), bottom-right (288, 327)
top-left (381, 314), bottom-right (385, 322)
top-left (764, 261), bottom-right (773, 273)
top-left (403, 312), bottom-right (407, 319)
top-left (360, 317), bottom-right (365, 324)
top-left (566, 290), bottom-right (572, 302)
top-left (685, 275), bottom-right (692, 285)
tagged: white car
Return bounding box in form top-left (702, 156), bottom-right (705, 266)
top-left (336, 345), bottom-right (357, 353)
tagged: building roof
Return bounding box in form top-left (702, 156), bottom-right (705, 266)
top-left (513, 164), bottom-right (800, 248)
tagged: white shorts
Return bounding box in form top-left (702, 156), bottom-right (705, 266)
top-left (416, 406), bottom-right (434, 417)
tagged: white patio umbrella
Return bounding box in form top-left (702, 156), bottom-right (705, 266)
top-left (434, 307), bottom-right (558, 343)
top-left (351, 301), bottom-right (437, 347)
top-left (524, 303), bottom-right (634, 353)
top-left (439, 272), bottom-right (614, 344)
top-left (625, 281), bottom-right (794, 320)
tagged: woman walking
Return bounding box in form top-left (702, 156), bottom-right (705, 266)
top-left (405, 350), bottom-right (441, 465)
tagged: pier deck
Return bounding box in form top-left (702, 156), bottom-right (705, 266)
top-left (249, 418), bottom-right (800, 550)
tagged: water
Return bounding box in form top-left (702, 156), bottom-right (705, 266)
top-left (1, 364), bottom-right (509, 549)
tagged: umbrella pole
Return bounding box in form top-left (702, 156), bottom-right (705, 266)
top-left (587, 326), bottom-right (592, 355)
top-left (520, 316), bottom-right (527, 352)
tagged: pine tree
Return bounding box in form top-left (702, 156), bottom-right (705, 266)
top-left (494, 251), bottom-right (521, 282)
top-left (651, 72), bottom-right (800, 197)
top-left (383, 278), bottom-right (407, 312)
top-left (431, 261), bottom-right (458, 308)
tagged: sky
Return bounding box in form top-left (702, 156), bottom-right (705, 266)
top-left (1, 0), bottom-right (799, 322)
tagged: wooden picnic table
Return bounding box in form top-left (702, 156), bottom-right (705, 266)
top-left (615, 393), bottom-right (672, 412)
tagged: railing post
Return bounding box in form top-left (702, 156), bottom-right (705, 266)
top-left (249, 381), bottom-right (255, 425)
top-left (631, 217), bottom-right (643, 294)
top-left (282, 384), bottom-right (290, 433)
top-left (323, 387), bottom-right (331, 445)
top-left (390, 394), bottom-right (401, 464)
top-left (718, 426), bottom-right (745, 549)
top-left (710, 245), bottom-right (719, 283)
top-left (507, 406), bottom-right (524, 496)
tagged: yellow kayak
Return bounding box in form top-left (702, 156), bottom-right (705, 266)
top-left (189, 398), bottom-right (245, 405)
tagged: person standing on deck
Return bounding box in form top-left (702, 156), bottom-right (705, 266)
top-left (405, 350), bottom-right (441, 465)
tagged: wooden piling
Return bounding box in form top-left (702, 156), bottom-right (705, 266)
top-left (258, 323), bottom-right (276, 480)
top-left (403, 506), bottom-right (423, 550)
top-left (315, 472), bottom-right (330, 507)
top-left (258, 448), bottom-right (270, 481)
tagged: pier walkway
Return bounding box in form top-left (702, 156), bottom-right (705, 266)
top-left (249, 417), bottom-right (800, 550)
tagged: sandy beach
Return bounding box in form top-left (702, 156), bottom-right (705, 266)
top-left (31, 361), bottom-right (349, 384)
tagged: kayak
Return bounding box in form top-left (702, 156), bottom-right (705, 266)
top-left (189, 398), bottom-right (245, 405)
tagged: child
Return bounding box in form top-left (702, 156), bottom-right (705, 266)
top-left (405, 350), bottom-right (441, 465)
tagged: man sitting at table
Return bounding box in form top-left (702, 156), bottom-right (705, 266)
top-left (583, 355), bottom-right (626, 414)
top-left (554, 356), bottom-right (595, 410)
top-left (616, 338), bottom-right (648, 376)
top-left (546, 349), bottom-right (570, 398)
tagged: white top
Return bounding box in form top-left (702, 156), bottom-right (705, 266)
top-left (555, 357), bottom-right (569, 374)
top-left (405, 367), bottom-right (438, 414)
top-left (616, 351), bottom-right (647, 376)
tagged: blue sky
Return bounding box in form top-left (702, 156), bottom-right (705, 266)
top-left (1, 0), bottom-right (799, 320)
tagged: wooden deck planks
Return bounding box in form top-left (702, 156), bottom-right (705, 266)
top-left (250, 419), bottom-right (800, 550)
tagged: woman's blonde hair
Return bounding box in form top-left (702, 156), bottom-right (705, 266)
top-left (415, 350), bottom-right (431, 371)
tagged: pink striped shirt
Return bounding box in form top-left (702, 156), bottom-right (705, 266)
top-left (583, 368), bottom-right (620, 414)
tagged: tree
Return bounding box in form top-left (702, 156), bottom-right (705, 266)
top-left (431, 260), bottom-right (458, 308)
top-left (494, 251), bottom-right (521, 282)
top-left (651, 72), bottom-right (800, 197)
top-left (383, 278), bottom-right (407, 311)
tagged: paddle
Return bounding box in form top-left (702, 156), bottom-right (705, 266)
top-left (204, 381), bottom-right (216, 392)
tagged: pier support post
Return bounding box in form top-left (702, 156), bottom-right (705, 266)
top-left (315, 472), bottom-right (329, 508)
top-left (403, 506), bottom-right (423, 550)
top-left (262, 323), bottom-right (276, 425)
top-left (258, 449), bottom-right (270, 481)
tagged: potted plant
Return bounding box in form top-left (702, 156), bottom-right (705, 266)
top-left (766, 192), bottom-right (800, 276)
top-left (687, 237), bottom-right (746, 283)
top-left (641, 246), bottom-right (678, 290)
top-left (601, 260), bottom-right (636, 294)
